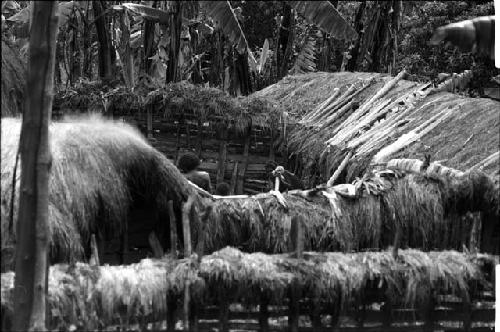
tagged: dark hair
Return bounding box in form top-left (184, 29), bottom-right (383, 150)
top-left (215, 182), bottom-right (231, 196)
top-left (178, 152), bottom-right (200, 173)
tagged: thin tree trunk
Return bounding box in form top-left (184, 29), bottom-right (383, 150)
top-left (166, 1), bottom-right (183, 83)
top-left (93, 0), bottom-right (114, 80)
top-left (143, 1), bottom-right (157, 75)
top-left (69, 12), bottom-right (81, 84)
top-left (346, 1), bottom-right (367, 71)
top-left (82, 1), bottom-right (92, 79)
top-left (119, 10), bottom-right (134, 88)
top-left (13, 2), bottom-right (58, 331)
top-left (277, 3), bottom-right (295, 79)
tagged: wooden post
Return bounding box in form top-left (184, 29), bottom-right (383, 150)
top-left (175, 121), bottom-right (182, 162)
top-left (269, 126), bottom-right (275, 161)
top-left (167, 200), bottom-right (177, 257)
top-left (89, 234), bottom-right (100, 266)
top-left (216, 128), bottom-right (228, 185)
top-left (230, 162), bottom-right (239, 195)
top-left (219, 298), bottom-right (229, 332)
top-left (182, 196), bottom-right (195, 331)
top-left (236, 134), bottom-right (251, 194)
top-left (259, 296), bottom-right (269, 332)
top-left (166, 296), bottom-right (177, 332)
top-left (196, 119), bottom-right (203, 158)
top-left (146, 106), bottom-right (153, 139)
top-left (382, 296), bottom-right (392, 327)
top-left (423, 292), bottom-right (435, 332)
top-left (462, 297), bottom-right (472, 332)
top-left (186, 121), bottom-right (191, 148)
top-left (288, 216), bottom-right (303, 332)
top-left (120, 219), bottom-right (129, 264)
top-left (326, 150), bottom-right (353, 187)
top-left (148, 231), bottom-right (164, 258)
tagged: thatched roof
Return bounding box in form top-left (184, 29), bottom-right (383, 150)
top-left (53, 81), bottom-right (282, 136)
top-left (1, 40), bottom-right (25, 117)
top-left (1, 247), bottom-right (495, 330)
top-left (254, 72), bottom-right (500, 186)
top-left (1, 117), bottom-right (194, 272)
top-left (197, 160), bottom-right (498, 254)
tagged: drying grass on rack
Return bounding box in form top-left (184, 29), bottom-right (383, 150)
top-left (145, 81), bottom-right (281, 135)
top-left (199, 163), bottom-right (498, 254)
top-left (1, 117), bottom-right (193, 272)
top-left (1, 248), bottom-right (495, 330)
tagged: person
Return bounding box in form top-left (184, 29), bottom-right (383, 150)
top-left (215, 182), bottom-right (231, 196)
top-left (265, 161), bottom-right (304, 192)
top-left (177, 152), bottom-right (212, 193)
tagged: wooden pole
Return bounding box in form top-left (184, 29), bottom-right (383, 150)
top-left (326, 150), bottom-right (353, 187)
top-left (148, 231), bottom-right (164, 258)
top-left (288, 215), bottom-right (303, 332)
top-left (120, 219), bottom-right (129, 264)
top-left (166, 296), bottom-right (177, 332)
top-left (216, 128), bottom-right (228, 185)
top-left (167, 200), bottom-right (178, 257)
top-left (236, 134), bottom-right (251, 194)
top-left (182, 196), bottom-right (195, 331)
top-left (89, 234), bottom-right (100, 266)
top-left (13, 2), bottom-right (58, 331)
top-left (259, 296), bottom-right (269, 332)
top-left (229, 162), bottom-right (239, 195)
top-left (218, 298), bottom-right (229, 332)
top-left (146, 106), bottom-right (153, 139)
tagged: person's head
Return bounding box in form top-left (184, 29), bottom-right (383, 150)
top-left (215, 182), bottom-right (231, 196)
top-left (178, 152), bottom-right (200, 173)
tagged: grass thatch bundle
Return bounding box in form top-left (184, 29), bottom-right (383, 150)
top-left (1, 247), bottom-right (494, 330)
top-left (1, 117), bottom-right (193, 272)
top-left (199, 164), bottom-right (498, 254)
top-left (254, 72), bottom-right (500, 186)
top-left (1, 40), bottom-right (25, 117)
top-left (145, 81), bottom-right (281, 135)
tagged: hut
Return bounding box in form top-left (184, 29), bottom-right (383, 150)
top-left (254, 71), bottom-right (500, 186)
top-left (52, 81), bottom-right (287, 195)
top-left (0, 117), bottom-right (193, 271)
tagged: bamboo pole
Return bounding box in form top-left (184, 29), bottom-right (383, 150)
top-left (301, 87), bottom-right (341, 123)
top-left (89, 234), bottom-right (100, 266)
top-left (216, 128), bottom-right (228, 185)
top-left (148, 231), bottom-right (164, 258)
top-left (218, 298), bottom-right (229, 332)
top-left (182, 196), bottom-right (195, 331)
top-left (236, 134), bottom-right (251, 194)
top-left (146, 106), bottom-right (153, 139)
top-left (288, 215), bottom-right (303, 332)
top-left (327, 150), bottom-right (353, 187)
top-left (229, 162), bottom-right (239, 195)
top-left (259, 296), bottom-right (270, 332)
top-left (167, 200), bottom-right (178, 257)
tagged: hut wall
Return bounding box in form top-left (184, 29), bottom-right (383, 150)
top-left (121, 112), bottom-right (283, 195)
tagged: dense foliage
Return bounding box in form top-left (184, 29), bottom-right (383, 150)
top-left (2, 1), bottom-right (498, 97)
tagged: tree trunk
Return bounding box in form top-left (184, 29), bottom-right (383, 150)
top-left (166, 1), bottom-right (183, 83)
top-left (143, 1), bottom-right (157, 76)
top-left (82, 1), bottom-right (92, 79)
top-left (277, 3), bottom-right (295, 79)
top-left (346, 1), bottom-right (367, 71)
top-left (12, 2), bottom-right (58, 331)
top-left (119, 10), bottom-right (134, 88)
top-left (93, 0), bottom-right (114, 80)
top-left (69, 12), bottom-right (81, 84)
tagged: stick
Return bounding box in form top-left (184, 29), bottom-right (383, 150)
top-left (274, 176), bottom-right (280, 191)
top-left (89, 234), bottom-right (100, 266)
top-left (167, 200), bottom-right (177, 257)
top-left (148, 231), bottom-right (164, 258)
top-left (182, 196), bottom-right (195, 331)
top-left (327, 150), bottom-right (353, 187)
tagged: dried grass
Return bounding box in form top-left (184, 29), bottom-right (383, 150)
top-left (1, 117), bottom-right (193, 271)
top-left (1, 248), bottom-right (494, 330)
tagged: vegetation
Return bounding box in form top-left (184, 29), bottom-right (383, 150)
top-left (3, 1), bottom-right (496, 98)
